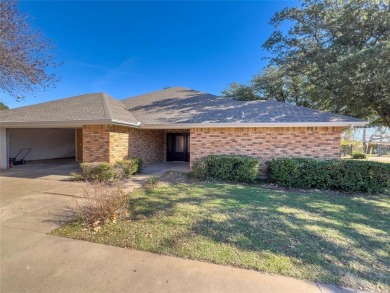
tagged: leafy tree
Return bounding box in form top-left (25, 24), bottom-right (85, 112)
top-left (225, 0), bottom-right (390, 127)
top-left (0, 0), bottom-right (59, 99)
top-left (0, 101), bottom-right (9, 110)
top-left (222, 82), bottom-right (261, 101)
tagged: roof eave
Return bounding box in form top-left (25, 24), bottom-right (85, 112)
top-left (139, 121), bottom-right (368, 129)
top-left (0, 119), bottom-right (141, 128)
top-left (111, 120), bottom-right (141, 127)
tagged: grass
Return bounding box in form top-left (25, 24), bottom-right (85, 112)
top-left (52, 180), bottom-right (390, 292)
top-left (342, 155), bottom-right (390, 164)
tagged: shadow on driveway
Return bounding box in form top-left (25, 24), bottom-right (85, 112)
top-left (0, 158), bottom-right (80, 180)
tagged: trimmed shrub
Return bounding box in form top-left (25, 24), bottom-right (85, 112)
top-left (80, 158), bottom-right (143, 182)
top-left (268, 158), bottom-right (390, 193)
top-left (80, 162), bottom-right (115, 182)
top-left (192, 155), bottom-right (259, 183)
top-left (267, 158), bottom-right (332, 189)
top-left (114, 158), bottom-right (143, 178)
top-left (192, 157), bottom-right (208, 180)
top-left (352, 152), bottom-right (367, 159)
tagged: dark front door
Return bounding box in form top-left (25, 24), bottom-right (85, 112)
top-left (166, 133), bottom-right (190, 162)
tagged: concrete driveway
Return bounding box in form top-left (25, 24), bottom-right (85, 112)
top-left (0, 160), bottom-right (351, 293)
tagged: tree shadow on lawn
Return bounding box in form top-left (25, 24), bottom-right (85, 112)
top-left (131, 183), bottom-right (389, 290)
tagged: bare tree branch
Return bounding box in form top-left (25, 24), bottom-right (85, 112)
top-left (0, 0), bottom-right (59, 99)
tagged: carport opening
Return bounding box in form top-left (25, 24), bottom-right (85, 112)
top-left (8, 128), bottom-right (77, 164)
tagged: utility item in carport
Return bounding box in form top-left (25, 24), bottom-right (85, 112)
top-left (9, 148), bottom-right (31, 166)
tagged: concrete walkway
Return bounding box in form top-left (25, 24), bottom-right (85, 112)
top-left (121, 161), bottom-right (190, 192)
top-left (0, 161), bottom-right (353, 293)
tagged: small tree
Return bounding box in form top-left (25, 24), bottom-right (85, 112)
top-left (0, 0), bottom-right (59, 99)
top-left (0, 101), bottom-right (9, 111)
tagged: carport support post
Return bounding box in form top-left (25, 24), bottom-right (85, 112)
top-left (0, 128), bottom-right (8, 169)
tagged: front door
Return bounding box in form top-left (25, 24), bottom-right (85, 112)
top-left (166, 133), bottom-right (189, 162)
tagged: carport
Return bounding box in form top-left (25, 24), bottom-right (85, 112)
top-left (0, 127), bottom-right (82, 169)
top-left (0, 93), bottom-right (141, 170)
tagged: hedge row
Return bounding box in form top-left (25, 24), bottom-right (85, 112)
top-left (268, 158), bottom-right (390, 193)
top-left (80, 158), bottom-right (143, 182)
top-left (192, 155), bottom-right (259, 183)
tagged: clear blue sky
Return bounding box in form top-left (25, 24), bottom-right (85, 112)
top-left (3, 0), bottom-right (296, 109)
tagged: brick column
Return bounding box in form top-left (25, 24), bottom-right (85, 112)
top-left (82, 125), bottom-right (110, 162)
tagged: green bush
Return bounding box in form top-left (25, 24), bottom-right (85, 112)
top-left (114, 158), bottom-right (143, 178)
top-left (80, 158), bottom-right (143, 182)
top-left (192, 157), bottom-right (208, 180)
top-left (268, 158), bottom-right (390, 193)
top-left (192, 155), bottom-right (259, 183)
top-left (80, 162), bottom-right (115, 182)
top-left (352, 152), bottom-right (367, 159)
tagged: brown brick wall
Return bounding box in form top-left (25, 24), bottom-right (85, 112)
top-left (82, 125), bottom-right (110, 162)
top-left (82, 125), bottom-right (165, 166)
top-left (82, 125), bottom-right (342, 170)
top-left (190, 127), bottom-right (343, 172)
top-left (128, 129), bottom-right (165, 167)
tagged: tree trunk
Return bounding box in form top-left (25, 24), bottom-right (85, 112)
top-left (362, 127), bottom-right (367, 153)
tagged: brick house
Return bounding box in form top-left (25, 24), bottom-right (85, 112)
top-left (0, 87), bottom-right (367, 170)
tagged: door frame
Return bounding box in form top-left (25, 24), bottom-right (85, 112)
top-left (76, 128), bottom-right (83, 162)
top-left (166, 133), bottom-right (190, 162)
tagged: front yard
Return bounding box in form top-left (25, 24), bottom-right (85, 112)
top-left (53, 177), bottom-right (390, 292)
top-left (342, 155), bottom-right (390, 164)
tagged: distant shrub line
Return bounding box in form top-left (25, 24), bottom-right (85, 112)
top-left (351, 152), bottom-right (367, 159)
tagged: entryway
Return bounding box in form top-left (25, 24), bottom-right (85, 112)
top-left (166, 133), bottom-right (190, 162)
top-left (142, 161), bottom-right (190, 175)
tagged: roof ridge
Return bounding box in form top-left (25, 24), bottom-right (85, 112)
top-left (101, 93), bottom-right (113, 120)
top-left (102, 92), bottom-right (140, 125)
top-left (122, 86), bottom-right (192, 101)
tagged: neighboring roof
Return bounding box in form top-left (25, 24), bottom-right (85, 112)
top-left (0, 93), bottom-right (138, 127)
top-left (0, 87), bottom-right (367, 128)
top-left (121, 86), bottom-right (367, 128)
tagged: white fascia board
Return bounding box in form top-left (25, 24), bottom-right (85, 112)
top-left (139, 121), bottom-right (368, 129)
top-left (0, 119), bottom-right (112, 128)
top-left (0, 120), bottom-right (368, 129)
top-left (1, 119), bottom-right (141, 129)
top-left (111, 120), bottom-right (141, 127)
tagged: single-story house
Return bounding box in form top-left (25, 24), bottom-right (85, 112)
top-left (0, 86), bottom-right (367, 171)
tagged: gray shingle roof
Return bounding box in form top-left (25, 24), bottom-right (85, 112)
top-left (0, 93), bottom-right (138, 126)
top-left (121, 86), bottom-right (366, 125)
top-left (0, 87), bottom-right (366, 128)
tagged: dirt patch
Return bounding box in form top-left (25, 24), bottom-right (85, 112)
top-left (158, 171), bottom-right (194, 185)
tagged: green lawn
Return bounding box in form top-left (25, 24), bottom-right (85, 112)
top-left (342, 155), bottom-right (390, 164)
top-left (53, 181), bottom-right (390, 292)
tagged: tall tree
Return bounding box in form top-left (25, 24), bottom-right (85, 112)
top-left (222, 82), bottom-right (261, 101)
top-left (225, 0), bottom-right (390, 127)
top-left (0, 0), bottom-right (58, 99)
